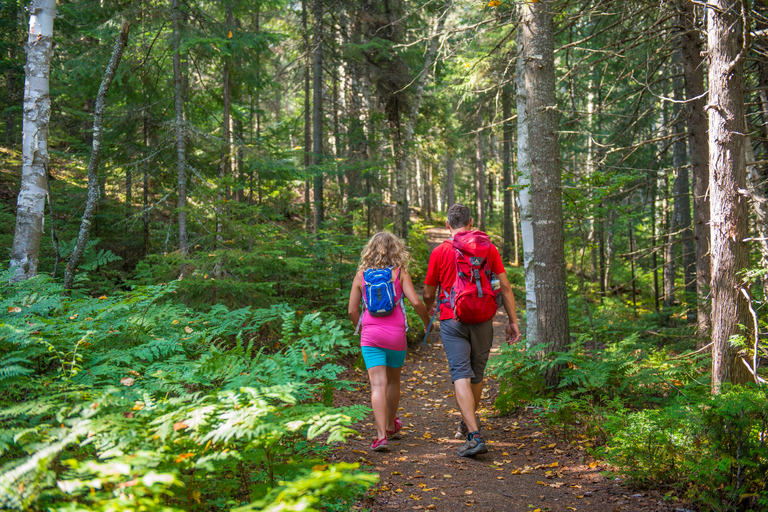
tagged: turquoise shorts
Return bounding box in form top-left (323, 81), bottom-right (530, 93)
top-left (361, 346), bottom-right (406, 369)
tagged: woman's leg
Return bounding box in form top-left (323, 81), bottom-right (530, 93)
top-left (368, 365), bottom-right (388, 440)
top-left (385, 366), bottom-right (402, 431)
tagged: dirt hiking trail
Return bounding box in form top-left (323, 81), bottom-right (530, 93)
top-left (331, 227), bottom-right (685, 512)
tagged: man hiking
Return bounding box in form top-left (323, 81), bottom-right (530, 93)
top-left (423, 203), bottom-right (521, 457)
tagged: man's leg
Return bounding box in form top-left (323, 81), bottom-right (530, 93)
top-left (471, 380), bottom-right (483, 413)
top-left (454, 377), bottom-right (479, 432)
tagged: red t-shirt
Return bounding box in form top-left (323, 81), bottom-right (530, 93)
top-left (424, 236), bottom-right (506, 320)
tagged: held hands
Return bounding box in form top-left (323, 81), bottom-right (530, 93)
top-left (505, 323), bottom-right (521, 344)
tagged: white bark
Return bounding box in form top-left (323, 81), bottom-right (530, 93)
top-left (9, 0), bottom-right (56, 282)
top-left (516, 16), bottom-right (537, 346)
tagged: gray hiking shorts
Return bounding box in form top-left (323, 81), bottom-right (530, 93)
top-left (439, 318), bottom-right (494, 384)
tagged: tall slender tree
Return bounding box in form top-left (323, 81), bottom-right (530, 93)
top-left (9, 0), bottom-right (56, 282)
top-left (678, 0), bottom-right (711, 336)
top-left (312, 0), bottom-right (324, 231)
top-left (173, 0), bottom-right (188, 255)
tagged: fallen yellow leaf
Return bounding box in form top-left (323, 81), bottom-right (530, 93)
top-left (589, 461), bottom-right (599, 468)
top-left (174, 452), bottom-right (194, 463)
top-left (312, 464), bottom-right (327, 471)
top-left (173, 421), bottom-right (188, 431)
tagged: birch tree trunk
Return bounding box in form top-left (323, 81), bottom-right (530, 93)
top-left (519, 0), bottom-right (569, 387)
top-left (707, 0), bottom-right (751, 392)
top-left (172, 0), bottom-right (188, 255)
top-left (9, 0), bottom-right (56, 282)
top-left (678, 0), bottom-right (711, 336)
top-left (516, 11), bottom-right (537, 346)
top-left (63, 20), bottom-right (130, 291)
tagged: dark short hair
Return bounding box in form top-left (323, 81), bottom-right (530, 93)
top-left (447, 203), bottom-right (472, 229)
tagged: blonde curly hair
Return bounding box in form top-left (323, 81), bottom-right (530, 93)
top-left (357, 231), bottom-right (410, 274)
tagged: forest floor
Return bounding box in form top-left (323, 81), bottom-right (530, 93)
top-left (330, 227), bottom-right (689, 512)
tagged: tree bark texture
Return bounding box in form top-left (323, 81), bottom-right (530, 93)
top-left (302, 0), bottom-right (311, 232)
top-left (707, 0), bottom-right (751, 392)
top-left (678, 0), bottom-right (712, 336)
top-left (520, 0), bottom-right (569, 387)
top-left (476, 109), bottom-right (486, 232)
top-left (312, 0), bottom-right (324, 232)
top-left (502, 84), bottom-right (513, 262)
top-left (446, 155), bottom-right (455, 209)
top-left (9, 0), bottom-right (57, 282)
top-left (173, 0), bottom-right (188, 255)
top-left (516, 9), bottom-right (537, 347)
top-left (673, 44), bottom-right (696, 322)
top-left (63, 20), bottom-right (130, 291)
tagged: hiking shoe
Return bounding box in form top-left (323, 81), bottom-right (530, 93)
top-left (371, 437), bottom-right (389, 452)
top-left (454, 420), bottom-right (469, 439)
top-left (457, 432), bottom-right (487, 457)
top-left (386, 417), bottom-right (403, 437)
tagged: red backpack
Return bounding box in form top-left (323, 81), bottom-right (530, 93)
top-left (446, 230), bottom-right (500, 324)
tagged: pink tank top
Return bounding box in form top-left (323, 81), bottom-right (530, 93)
top-left (360, 268), bottom-right (407, 351)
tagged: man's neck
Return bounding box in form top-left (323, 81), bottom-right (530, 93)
top-left (449, 225), bottom-right (472, 237)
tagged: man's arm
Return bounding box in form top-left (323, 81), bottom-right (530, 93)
top-left (497, 273), bottom-right (521, 344)
top-left (423, 284), bottom-right (437, 316)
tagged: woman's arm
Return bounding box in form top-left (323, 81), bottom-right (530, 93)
top-left (348, 272), bottom-right (362, 327)
top-left (401, 270), bottom-right (430, 328)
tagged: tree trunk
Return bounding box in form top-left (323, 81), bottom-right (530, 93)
top-left (302, 0), bottom-right (311, 232)
top-left (217, 2), bottom-right (233, 244)
top-left (476, 108), bottom-right (486, 231)
top-left (502, 84), bottom-right (513, 262)
top-left (707, 0), bottom-right (751, 392)
top-left (516, 10), bottom-right (537, 346)
top-left (445, 155), bottom-right (455, 208)
top-left (663, 173), bottom-right (676, 312)
top-left (673, 44), bottom-right (696, 322)
top-left (521, 0), bottom-right (569, 387)
top-left (312, 0), bottom-right (324, 232)
top-left (172, 0), bottom-right (188, 255)
top-left (678, 0), bottom-right (711, 337)
top-left (63, 20), bottom-right (130, 291)
top-left (9, 0), bottom-right (57, 282)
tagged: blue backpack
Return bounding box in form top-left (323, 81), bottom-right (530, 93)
top-left (363, 267), bottom-right (399, 316)
top-left (354, 267), bottom-right (408, 335)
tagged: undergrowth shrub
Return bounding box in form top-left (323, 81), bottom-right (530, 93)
top-left (129, 228), bottom-right (363, 313)
top-left (0, 270), bottom-right (375, 511)
top-left (602, 386), bottom-right (768, 512)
